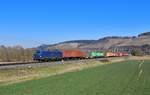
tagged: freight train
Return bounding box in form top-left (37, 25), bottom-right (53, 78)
top-left (33, 49), bottom-right (129, 62)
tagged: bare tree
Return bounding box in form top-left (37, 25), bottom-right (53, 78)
top-left (0, 45), bottom-right (34, 62)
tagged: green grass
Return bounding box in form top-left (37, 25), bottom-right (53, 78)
top-left (0, 63), bottom-right (71, 84)
top-left (0, 60), bottom-right (150, 95)
top-left (0, 60), bottom-right (104, 85)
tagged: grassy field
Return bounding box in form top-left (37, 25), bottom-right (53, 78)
top-left (0, 60), bottom-right (105, 85)
top-left (0, 60), bottom-right (149, 95)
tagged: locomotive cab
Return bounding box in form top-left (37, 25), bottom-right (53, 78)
top-left (33, 50), bottom-right (43, 61)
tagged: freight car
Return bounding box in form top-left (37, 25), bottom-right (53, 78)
top-left (90, 52), bottom-right (104, 58)
top-left (62, 50), bottom-right (85, 60)
top-left (105, 52), bottom-right (115, 57)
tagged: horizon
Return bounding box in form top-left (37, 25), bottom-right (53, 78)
top-left (0, 0), bottom-right (150, 48)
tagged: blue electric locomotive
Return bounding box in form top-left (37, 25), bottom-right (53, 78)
top-left (33, 50), bottom-right (63, 61)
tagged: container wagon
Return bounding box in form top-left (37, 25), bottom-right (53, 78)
top-left (62, 50), bottom-right (85, 60)
top-left (122, 53), bottom-right (129, 56)
top-left (105, 52), bottom-right (115, 57)
top-left (90, 52), bottom-right (104, 58)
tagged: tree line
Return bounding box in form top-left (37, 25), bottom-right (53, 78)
top-left (0, 45), bottom-right (34, 62)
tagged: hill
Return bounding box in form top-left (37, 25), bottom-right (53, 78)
top-left (37, 32), bottom-right (150, 51)
top-left (138, 32), bottom-right (150, 37)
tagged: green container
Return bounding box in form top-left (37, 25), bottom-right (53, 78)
top-left (91, 52), bottom-right (97, 57)
top-left (91, 52), bottom-right (104, 57)
top-left (97, 52), bottom-right (104, 57)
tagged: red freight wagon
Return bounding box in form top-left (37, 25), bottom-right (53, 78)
top-left (62, 50), bottom-right (85, 58)
top-left (105, 52), bottom-right (114, 57)
top-left (122, 53), bottom-right (129, 56)
top-left (112, 53), bottom-right (118, 57)
top-left (116, 52), bottom-right (123, 57)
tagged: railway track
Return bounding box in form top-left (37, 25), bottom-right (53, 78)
top-left (0, 58), bottom-right (111, 69)
top-left (0, 61), bottom-right (40, 66)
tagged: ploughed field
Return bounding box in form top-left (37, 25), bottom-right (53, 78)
top-left (0, 60), bottom-right (150, 95)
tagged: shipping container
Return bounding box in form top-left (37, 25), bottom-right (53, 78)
top-left (91, 52), bottom-right (104, 58)
top-left (112, 53), bottom-right (118, 57)
top-left (91, 52), bottom-right (97, 57)
top-left (122, 53), bottom-right (129, 56)
top-left (117, 52), bottom-right (123, 56)
top-left (105, 52), bottom-right (114, 57)
top-left (97, 52), bottom-right (104, 57)
top-left (62, 50), bottom-right (85, 58)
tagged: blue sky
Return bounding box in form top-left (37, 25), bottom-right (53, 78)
top-left (0, 0), bottom-right (150, 48)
